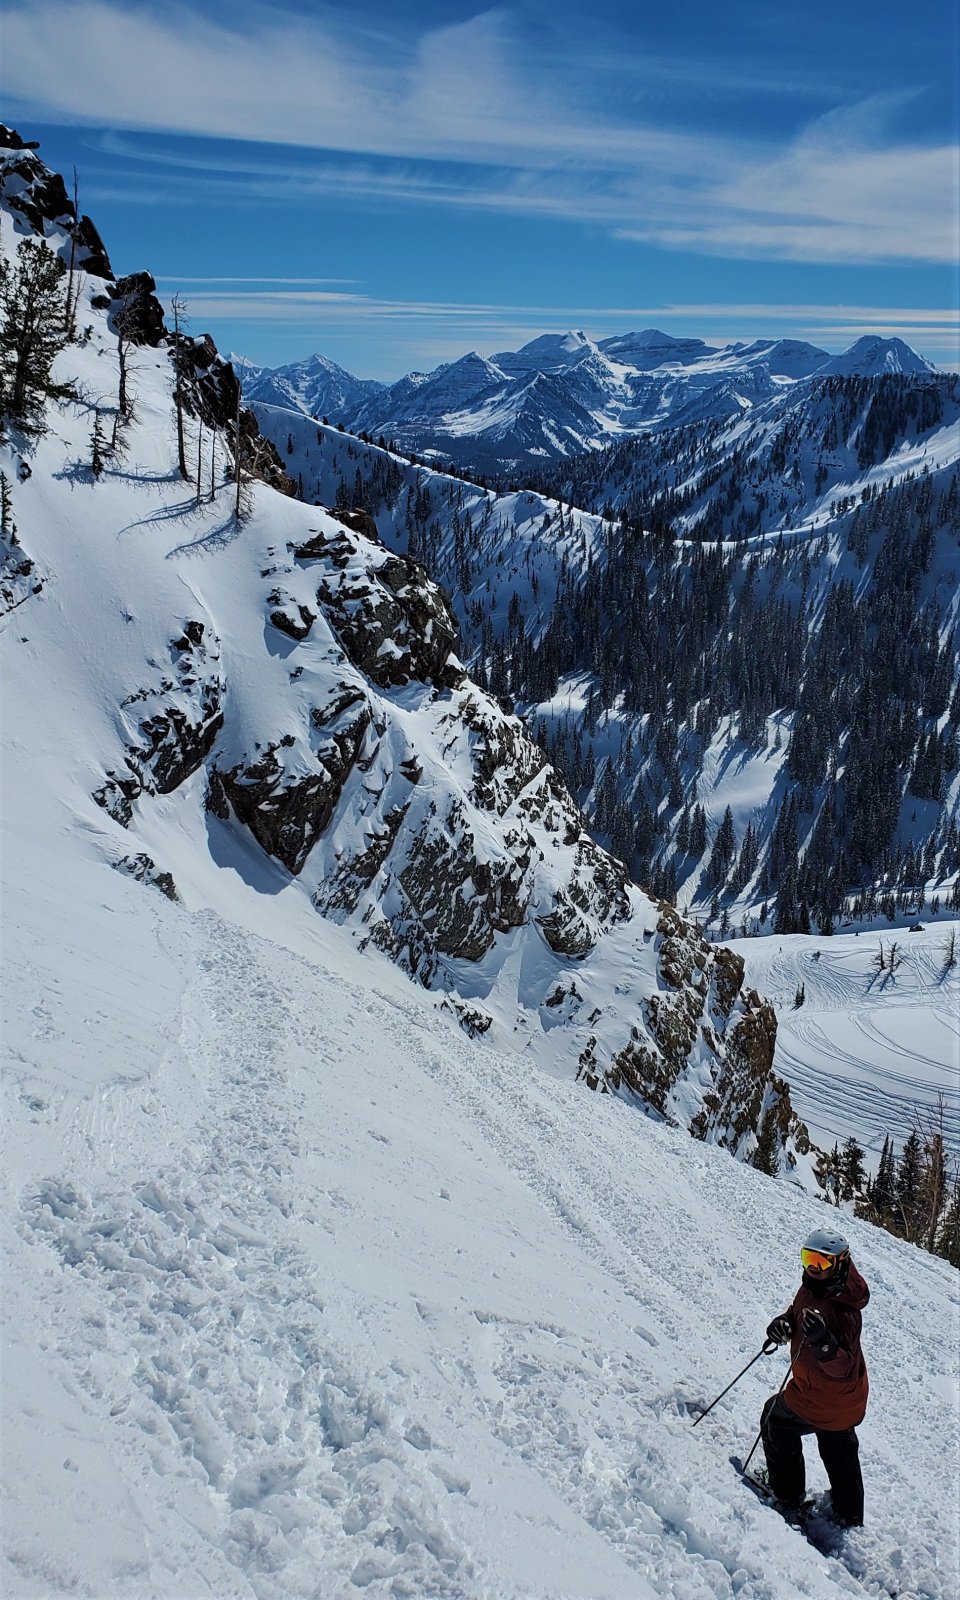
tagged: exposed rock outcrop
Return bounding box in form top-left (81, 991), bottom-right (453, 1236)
top-left (0, 124), bottom-right (112, 278)
top-left (113, 853), bottom-right (179, 902)
top-left (95, 621), bottom-right (224, 816)
top-left (210, 686), bottom-right (374, 876)
top-left (176, 335), bottom-right (297, 498)
top-left (0, 486), bottom-right (42, 615)
top-left (298, 524), bottom-right (463, 691)
top-left (110, 271), bottom-right (166, 347)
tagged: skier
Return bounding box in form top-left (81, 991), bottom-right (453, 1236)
top-left (761, 1228), bottom-right (869, 1526)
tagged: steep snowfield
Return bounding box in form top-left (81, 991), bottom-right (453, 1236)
top-left (732, 931), bottom-right (960, 1160)
top-left (3, 829), bottom-right (959, 1600)
top-left (0, 285), bottom-right (788, 1149)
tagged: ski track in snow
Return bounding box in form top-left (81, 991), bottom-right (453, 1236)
top-left (732, 933), bottom-right (960, 1160)
top-left (5, 875), bottom-right (958, 1600)
top-left (10, 916), bottom-right (490, 1600)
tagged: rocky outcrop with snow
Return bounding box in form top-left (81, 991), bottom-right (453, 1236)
top-left (0, 131), bottom-right (809, 1172)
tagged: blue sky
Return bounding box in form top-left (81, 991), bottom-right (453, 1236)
top-left (4, 0), bottom-right (958, 375)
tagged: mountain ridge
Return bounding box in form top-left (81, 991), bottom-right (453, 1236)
top-left (243, 328), bottom-right (937, 472)
top-left (254, 359), bottom-right (960, 948)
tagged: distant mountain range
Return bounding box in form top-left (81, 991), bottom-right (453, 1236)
top-left (241, 330), bottom-right (936, 473)
top-left (254, 357), bottom-right (960, 940)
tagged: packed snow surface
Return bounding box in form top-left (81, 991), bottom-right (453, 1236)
top-left (3, 825), bottom-right (960, 1600)
top-left (732, 932), bottom-right (960, 1162)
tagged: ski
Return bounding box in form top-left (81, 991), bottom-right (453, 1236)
top-left (730, 1456), bottom-right (813, 1527)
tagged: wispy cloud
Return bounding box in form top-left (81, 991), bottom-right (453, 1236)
top-left (5, 0), bottom-right (956, 266)
top-left (3, 2), bottom-right (718, 170)
top-left (154, 283), bottom-right (957, 370)
top-left (152, 275), bottom-right (359, 286)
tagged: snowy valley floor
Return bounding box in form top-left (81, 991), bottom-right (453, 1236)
top-left (3, 833), bottom-right (960, 1600)
top-left (730, 930), bottom-right (960, 1162)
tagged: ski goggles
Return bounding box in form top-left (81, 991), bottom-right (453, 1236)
top-left (800, 1247), bottom-right (844, 1275)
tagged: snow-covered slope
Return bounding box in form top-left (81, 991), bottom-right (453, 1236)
top-left (243, 329), bottom-right (939, 472)
top-left (0, 127), bottom-right (805, 1163)
top-left (4, 125), bottom-right (959, 1600)
top-left (732, 929), bottom-right (960, 1160)
top-left (4, 820), bottom-right (959, 1599)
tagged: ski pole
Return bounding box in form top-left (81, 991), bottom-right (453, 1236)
top-left (741, 1352), bottom-right (796, 1475)
top-left (691, 1338), bottom-right (779, 1427)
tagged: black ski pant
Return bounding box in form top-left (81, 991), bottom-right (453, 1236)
top-left (760, 1393), bottom-right (864, 1525)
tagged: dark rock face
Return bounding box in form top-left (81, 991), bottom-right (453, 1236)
top-left (698, 1001), bottom-right (782, 1147)
top-left (565, 836), bottom-right (631, 926)
top-left (177, 337), bottom-right (297, 498)
top-left (591, 900), bottom-right (797, 1163)
top-left (70, 215), bottom-right (111, 280)
top-left (211, 687), bottom-right (373, 875)
top-left (536, 894), bottom-right (597, 958)
top-left (1, 527), bottom-right (42, 615)
top-left (110, 272), bottom-right (166, 347)
top-left (618, 911), bottom-right (715, 1108)
top-left (96, 621), bottom-right (224, 817)
top-left (113, 853), bottom-right (179, 901)
top-left (138, 699), bottom-right (223, 795)
top-left (93, 771), bottom-right (141, 828)
top-left (314, 802), bottom-right (410, 917)
top-left (535, 833), bottom-right (629, 960)
top-left (303, 526), bottom-right (462, 690)
top-left (441, 996), bottom-right (493, 1037)
top-left (331, 506), bottom-right (380, 542)
top-left (396, 799), bottom-right (531, 964)
top-left (460, 693), bottom-right (547, 814)
top-left (0, 127), bottom-right (38, 152)
top-left (0, 126), bottom-right (112, 278)
top-left (267, 589), bottom-right (315, 639)
top-left (132, 623), bottom-right (224, 795)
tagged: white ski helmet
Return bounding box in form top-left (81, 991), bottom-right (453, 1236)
top-left (801, 1227), bottom-right (850, 1281)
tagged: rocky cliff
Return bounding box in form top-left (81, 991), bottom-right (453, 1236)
top-left (0, 129), bottom-right (808, 1175)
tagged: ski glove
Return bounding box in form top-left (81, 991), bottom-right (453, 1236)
top-left (765, 1314), bottom-right (793, 1346)
top-left (800, 1307), bottom-right (838, 1359)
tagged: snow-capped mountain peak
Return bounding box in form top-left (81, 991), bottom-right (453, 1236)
top-left (815, 334), bottom-right (938, 377)
top-left (597, 328), bottom-right (717, 368)
top-left (230, 348), bottom-right (385, 422)
top-left (245, 325), bottom-right (939, 472)
top-left (494, 329), bottom-right (600, 372)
